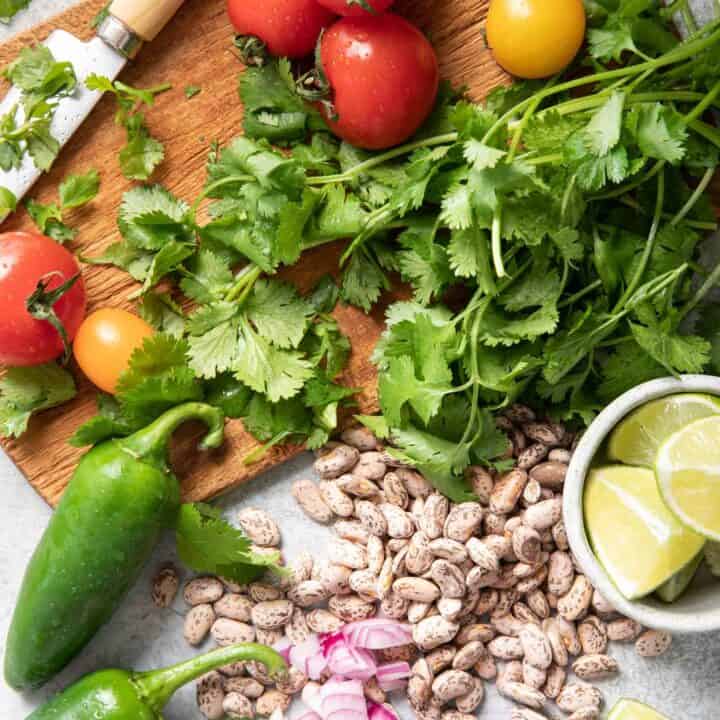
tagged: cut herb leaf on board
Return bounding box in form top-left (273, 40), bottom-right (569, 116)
top-left (175, 502), bottom-right (285, 581)
top-left (85, 75), bottom-right (170, 180)
top-left (0, 45), bottom-right (76, 172)
top-left (0, 364), bottom-right (76, 438)
top-left (26, 169), bottom-right (100, 243)
top-left (0, 0), bottom-right (30, 24)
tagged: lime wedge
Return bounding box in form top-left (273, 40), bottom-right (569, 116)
top-left (609, 699), bottom-right (670, 720)
top-left (584, 465), bottom-right (705, 599)
top-left (656, 415), bottom-right (720, 540)
top-left (608, 393), bottom-right (720, 467)
top-left (704, 542), bottom-right (720, 577)
top-left (655, 549), bottom-right (703, 603)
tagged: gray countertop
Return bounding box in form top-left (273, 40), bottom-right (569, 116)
top-left (0, 2), bottom-right (719, 718)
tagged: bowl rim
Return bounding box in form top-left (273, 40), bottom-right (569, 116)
top-left (563, 373), bottom-right (720, 634)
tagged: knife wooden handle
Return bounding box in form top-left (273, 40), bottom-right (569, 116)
top-left (109, 0), bottom-right (185, 42)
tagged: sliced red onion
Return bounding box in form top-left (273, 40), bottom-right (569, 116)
top-left (290, 634), bottom-right (327, 679)
top-left (326, 636), bottom-right (377, 680)
top-left (302, 682), bottom-right (323, 714)
top-left (367, 701), bottom-right (401, 720)
top-left (376, 661), bottom-right (411, 691)
top-left (343, 619), bottom-right (413, 650)
top-left (296, 713), bottom-right (322, 720)
top-left (320, 678), bottom-right (368, 720)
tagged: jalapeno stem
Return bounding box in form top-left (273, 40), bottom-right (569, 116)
top-left (119, 402), bottom-right (225, 469)
top-left (134, 643), bottom-right (286, 713)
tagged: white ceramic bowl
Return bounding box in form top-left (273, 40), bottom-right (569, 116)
top-left (564, 374), bottom-right (720, 634)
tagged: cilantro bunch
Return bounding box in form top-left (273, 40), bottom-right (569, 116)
top-left (86, 6), bottom-right (720, 500)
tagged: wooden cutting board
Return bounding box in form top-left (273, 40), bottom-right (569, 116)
top-left (0, 0), bottom-right (510, 507)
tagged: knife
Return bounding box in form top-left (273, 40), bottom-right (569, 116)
top-left (0, 0), bottom-right (184, 209)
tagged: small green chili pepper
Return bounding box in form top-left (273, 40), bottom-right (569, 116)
top-left (26, 643), bottom-right (286, 720)
top-left (4, 402), bottom-right (225, 691)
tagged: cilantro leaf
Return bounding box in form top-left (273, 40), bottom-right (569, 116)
top-left (629, 322), bottom-right (710, 375)
top-left (585, 92), bottom-right (625, 157)
top-left (630, 103), bottom-right (687, 164)
top-left (0, 364), bottom-right (76, 438)
top-left (0, 0), bottom-right (30, 23)
top-left (26, 198), bottom-right (74, 243)
top-left (341, 250), bottom-right (389, 312)
top-left (86, 75), bottom-right (169, 180)
top-left (240, 58), bottom-right (323, 142)
top-left (184, 85), bottom-right (201, 99)
top-left (588, 19), bottom-right (639, 61)
top-left (69, 394), bottom-right (138, 447)
top-left (59, 169), bottom-right (100, 208)
top-left (176, 503), bottom-right (283, 581)
top-left (448, 227), bottom-right (496, 294)
top-left (245, 279), bottom-right (314, 349)
top-left (234, 321), bottom-right (314, 402)
top-left (115, 334), bottom-right (202, 425)
top-left (138, 292), bottom-right (186, 337)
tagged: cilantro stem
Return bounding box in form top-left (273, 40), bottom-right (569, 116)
top-left (558, 280), bottom-right (603, 309)
top-left (225, 265), bottom-right (262, 303)
top-left (670, 167), bottom-right (715, 226)
top-left (491, 206), bottom-right (506, 279)
top-left (481, 22), bottom-right (720, 146)
top-left (305, 133), bottom-right (458, 185)
top-left (614, 170), bottom-right (665, 311)
top-left (592, 159), bottom-right (664, 201)
top-left (617, 196), bottom-right (717, 231)
top-left (679, 259), bottom-right (720, 320)
top-left (548, 91), bottom-right (713, 119)
top-left (508, 76), bottom-right (558, 162)
top-left (689, 119), bottom-right (720, 148)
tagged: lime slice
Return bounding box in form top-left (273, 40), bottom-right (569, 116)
top-left (656, 415), bottom-right (720, 540)
top-left (655, 549), bottom-right (703, 603)
top-left (608, 393), bottom-right (720, 467)
top-left (584, 465), bottom-right (705, 599)
top-left (609, 699), bottom-right (670, 720)
top-left (704, 542), bottom-right (720, 577)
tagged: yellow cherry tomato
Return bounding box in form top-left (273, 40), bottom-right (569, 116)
top-left (486, 0), bottom-right (586, 79)
top-left (73, 308), bottom-right (154, 394)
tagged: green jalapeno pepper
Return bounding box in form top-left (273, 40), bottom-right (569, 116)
top-left (26, 643), bottom-right (286, 719)
top-left (5, 402), bottom-right (225, 691)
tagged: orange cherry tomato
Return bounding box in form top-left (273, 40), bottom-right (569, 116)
top-left (486, 0), bottom-right (586, 79)
top-left (73, 308), bottom-right (153, 394)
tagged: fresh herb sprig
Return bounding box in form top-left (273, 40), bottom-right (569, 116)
top-left (26, 168), bottom-right (100, 242)
top-left (86, 7), bottom-right (720, 498)
top-left (86, 75), bottom-right (170, 181)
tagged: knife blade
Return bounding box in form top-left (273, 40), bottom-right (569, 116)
top-left (0, 0), bottom-right (184, 215)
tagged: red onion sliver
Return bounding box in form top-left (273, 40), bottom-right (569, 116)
top-left (367, 701), bottom-right (400, 720)
top-left (376, 661), bottom-right (411, 691)
top-left (321, 679), bottom-right (368, 720)
top-left (343, 619), bottom-right (413, 650)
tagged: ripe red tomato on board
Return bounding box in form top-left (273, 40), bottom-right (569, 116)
top-left (316, 0), bottom-right (394, 16)
top-left (318, 14), bottom-right (439, 150)
top-left (0, 232), bottom-right (86, 366)
top-left (227, 0), bottom-right (335, 58)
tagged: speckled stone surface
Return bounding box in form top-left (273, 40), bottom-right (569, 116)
top-left (1, 2), bottom-right (720, 718)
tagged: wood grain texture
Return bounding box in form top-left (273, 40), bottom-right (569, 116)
top-left (0, 0), bottom-right (507, 507)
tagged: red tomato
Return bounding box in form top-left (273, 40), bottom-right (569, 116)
top-left (0, 232), bottom-right (86, 366)
top-left (319, 14), bottom-right (439, 150)
top-left (316, 0), bottom-right (394, 16)
top-left (227, 0), bottom-right (335, 58)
